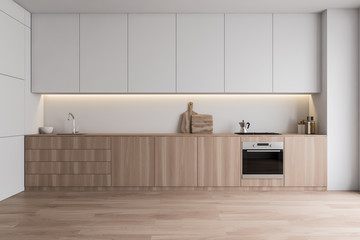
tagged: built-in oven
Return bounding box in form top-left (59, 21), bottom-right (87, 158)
top-left (242, 142), bottom-right (284, 178)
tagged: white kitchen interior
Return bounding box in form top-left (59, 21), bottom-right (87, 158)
top-left (0, 0), bottom-right (360, 238)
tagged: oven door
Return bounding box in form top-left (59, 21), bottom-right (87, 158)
top-left (242, 149), bottom-right (283, 178)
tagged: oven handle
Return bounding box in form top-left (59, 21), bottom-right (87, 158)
top-left (245, 150), bottom-right (282, 152)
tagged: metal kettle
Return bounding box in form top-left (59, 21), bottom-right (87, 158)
top-left (239, 120), bottom-right (250, 133)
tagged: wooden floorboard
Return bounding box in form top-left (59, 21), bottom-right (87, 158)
top-left (0, 191), bottom-right (359, 239)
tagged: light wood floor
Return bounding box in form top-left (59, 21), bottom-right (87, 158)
top-left (1, 190), bottom-right (360, 239)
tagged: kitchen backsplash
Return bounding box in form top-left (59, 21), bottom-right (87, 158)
top-left (44, 94), bottom-right (309, 133)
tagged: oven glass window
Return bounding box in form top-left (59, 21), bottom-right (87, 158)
top-left (242, 150), bottom-right (283, 174)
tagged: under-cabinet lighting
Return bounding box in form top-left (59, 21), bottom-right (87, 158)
top-left (44, 94), bottom-right (311, 99)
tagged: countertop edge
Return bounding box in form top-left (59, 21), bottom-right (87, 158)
top-left (25, 133), bottom-right (327, 137)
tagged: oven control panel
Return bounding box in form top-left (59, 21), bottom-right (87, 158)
top-left (242, 142), bottom-right (283, 150)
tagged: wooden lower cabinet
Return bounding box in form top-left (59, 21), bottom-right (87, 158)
top-left (198, 137), bottom-right (241, 186)
top-left (25, 136), bottom-right (112, 187)
top-left (112, 137), bottom-right (155, 186)
top-left (24, 134), bottom-right (327, 189)
top-left (155, 137), bottom-right (197, 186)
top-left (284, 136), bottom-right (327, 187)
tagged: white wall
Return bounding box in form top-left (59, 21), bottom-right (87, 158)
top-left (0, 0), bottom-right (43, 201)
top-left (325, 9), bottom-right (359, 190)
top-left (44, 94), bottom-right (309, 134)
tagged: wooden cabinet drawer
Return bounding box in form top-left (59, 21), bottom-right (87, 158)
top-left (25, 162), bottom-right (111, 174)
top-left (240, 136), bottom-right (284, 143)
top-left (241, 178), bottom-right (284, 187)
top-left (25, 150), bottom-right (111, 162)
top-left (25, 137), bottom-right (111, 150)
top-left (25, 175), bottom-right (111, 187)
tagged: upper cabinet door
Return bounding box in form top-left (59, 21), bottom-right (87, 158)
top-left (80, 14), bottom-right (127, 93)
top-left (225, 14), bottom-right (272, 93)
top-left (129, 14), bottom-right (176, 93)
top-left (0, 11), bottom-right (24, 79)
top-left (273, 14), bottom-right (321, 93)
top-left (177, 14), bottom-right (224, 93)
top-left (32, 14), bottom-right (79, 93)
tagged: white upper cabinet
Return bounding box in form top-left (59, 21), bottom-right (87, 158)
top-left (225, 14), bottom-right (272, 93)
top-left (32, 14), bottom-right (80, 93)
top-left (80, 14), bottom-right (127, 93)
top-left (273, 14), bottom-right (321, 93)
top-left (129, 14), bottom-right (176, 93)
top-left (177, 14), bottom-right (224, 93)
top-left (30, 13), bottom-right (321, 94)
top-left (0, 11), bottom-right (24, 79)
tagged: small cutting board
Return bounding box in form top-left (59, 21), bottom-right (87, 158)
top-left (191, 114), bottom-right (213, 133)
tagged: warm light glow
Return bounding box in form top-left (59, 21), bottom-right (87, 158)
top-left (44, 94), bottom-right (311, 100)
top-left (43, 93), bottom-right (310, 134)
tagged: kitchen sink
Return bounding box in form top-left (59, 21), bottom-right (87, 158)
top-left (235, 132), bottom-right (281, 135)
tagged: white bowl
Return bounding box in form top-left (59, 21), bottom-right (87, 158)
top-left (39, 127), bottom-right (54, 134)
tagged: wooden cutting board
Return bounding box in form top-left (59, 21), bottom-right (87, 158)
top-left (180, 102), bottom-right (197, 133)
top-left (191, 114), bottom-right (213, 133)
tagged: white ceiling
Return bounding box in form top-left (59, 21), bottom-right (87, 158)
top-left (13, 0), bottom-right (360, 13)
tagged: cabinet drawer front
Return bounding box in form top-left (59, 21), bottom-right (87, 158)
top-left (241, 178), bottom-right (284, 187)
top-left (26, 162), bottom-right (111, 174)
top-left (25, 150), bottom-right (111, 162)
top-left (25, 137), bottom-right (111, 150)
top-left (241, 136), bottom-right (284, 143)
top-left (25, 174), bottom-right (111, 187)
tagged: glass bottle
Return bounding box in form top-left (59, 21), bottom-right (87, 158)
top-left (305, 116), bottom-right (311, 134)
top-left (310, 116), bottom-right (315, 134)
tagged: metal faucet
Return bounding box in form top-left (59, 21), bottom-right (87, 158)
top-left (67, 113), bottom-right (76, 134)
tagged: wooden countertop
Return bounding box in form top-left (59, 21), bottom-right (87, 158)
top-left (26, 133), bottom-right (327, 137)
